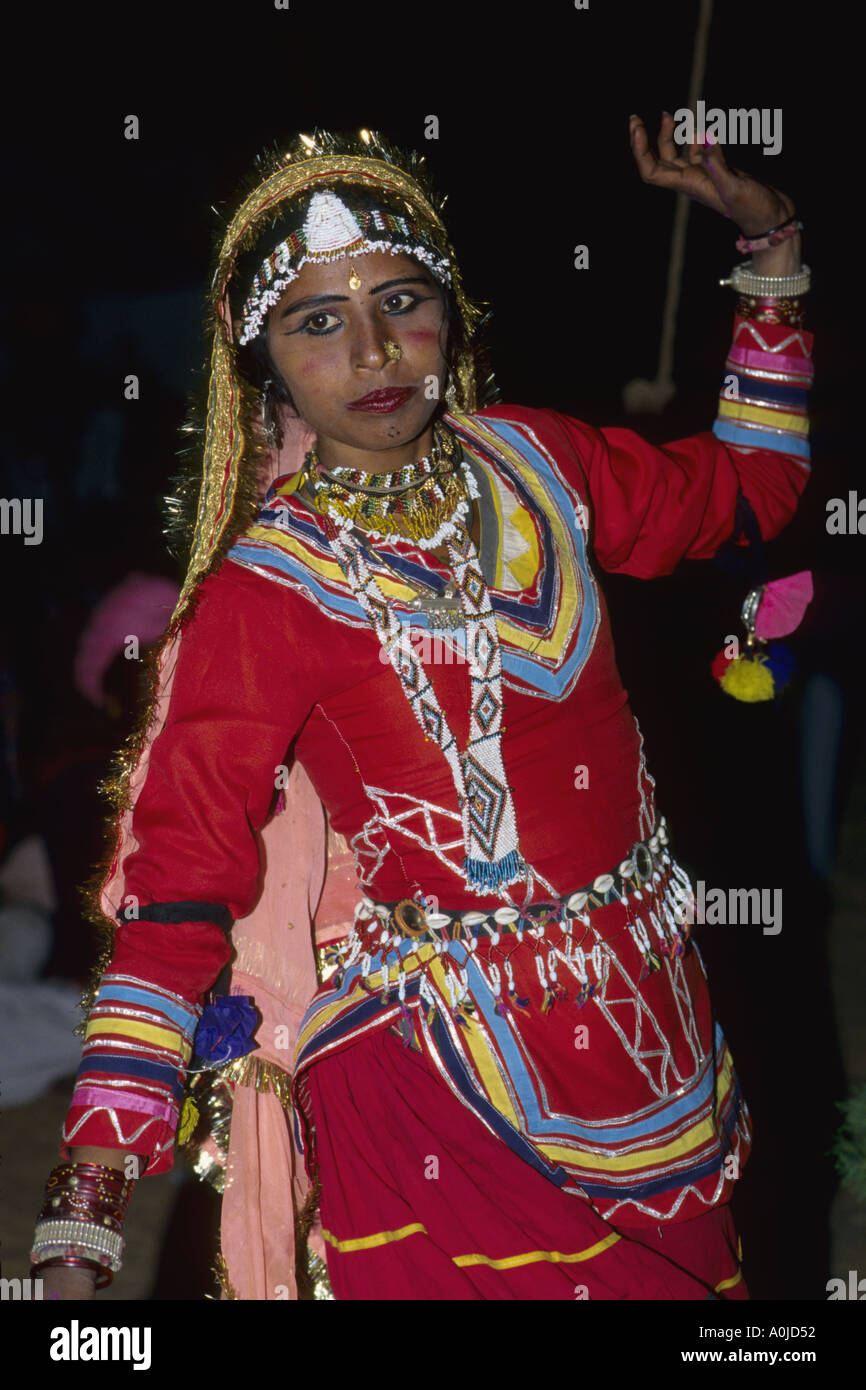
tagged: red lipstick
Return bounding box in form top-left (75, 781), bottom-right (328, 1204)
top-left (346, 387), bottom-right (416, 413)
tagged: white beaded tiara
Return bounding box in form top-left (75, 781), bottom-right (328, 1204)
top-left (238, 190), bottom-right (453, 344)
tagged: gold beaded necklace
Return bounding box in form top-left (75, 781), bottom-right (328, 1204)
top-left (302, 421), bottom-right (470, 547)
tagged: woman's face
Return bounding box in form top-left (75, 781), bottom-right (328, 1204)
top-left (261, 251), bottom-right (449, 457)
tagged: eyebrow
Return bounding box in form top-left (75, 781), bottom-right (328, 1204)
top-left (279, 275), bottom-right (435, 320)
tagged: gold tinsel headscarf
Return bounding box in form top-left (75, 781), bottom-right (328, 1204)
top-left (80, 129), bottom-right (495, 1013)
top-left (165, 128), bottom-right (492, 627)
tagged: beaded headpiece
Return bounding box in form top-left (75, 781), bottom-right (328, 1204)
top-left (238, 188), bottom-right (454, 344)
top-left (165, 129), bottom-right (489, 623)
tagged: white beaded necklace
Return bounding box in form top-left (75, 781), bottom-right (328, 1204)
top-left (322, 504), bottom-right (525, 895)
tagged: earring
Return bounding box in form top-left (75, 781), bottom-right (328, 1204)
top-left (383, 339), bottom-right (402, 361)
top-left (444, 367), bottom-right (458, 411)
top-left (261, 378), bottom-right (277, 449)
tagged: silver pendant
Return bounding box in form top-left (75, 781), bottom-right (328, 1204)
top-left (410, 584), bottom-right (464, 630)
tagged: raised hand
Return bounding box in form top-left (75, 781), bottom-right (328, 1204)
top-left (628, 112), bottom-right (795, 239)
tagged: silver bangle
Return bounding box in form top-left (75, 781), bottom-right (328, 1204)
top-left (31, 1218), bottom-right (125, 1272)
top-left (719, 260), bottom-right (811, 297)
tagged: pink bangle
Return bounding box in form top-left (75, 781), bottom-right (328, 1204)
top-left (736, 219), bottom-right (802, 254)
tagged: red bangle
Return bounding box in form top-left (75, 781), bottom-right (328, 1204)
top-left (32, 1257), bottom-right (114, 1290)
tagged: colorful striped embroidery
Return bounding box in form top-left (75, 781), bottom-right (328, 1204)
top-left (63, 975), bottom-right (200, 1159)
top-left (292, 884), bottom-right (752, 1223)
top-left (713, 314), bottom-right (813, 464)
top-left (227, 412), bottom-right (601, 703)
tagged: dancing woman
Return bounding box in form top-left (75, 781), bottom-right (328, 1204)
top-left (32, 117), bottom-right (811, 1300)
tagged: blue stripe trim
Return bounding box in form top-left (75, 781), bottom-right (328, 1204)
top-left (460, 948), bottom-right (717, 1143)
top-left (294, 960), bottom-right (745, 1196)
top-left (76, 1055), bottom-right (185, 1101)
top-left (94, 986), bottom-right (198, 1034)
top-left (723, 374), bottom-right (808, 408)
top-left (234, 419), bottom-right (601, 700)
top-left (577, 1071), bottom-right (744, 1199)
top-left (579, 1149), bottom-right (721, 1200)
top-left (298, 943), bottom-right (728, 1145)
top-left (228, 541), bottom-right (369, 622)
top-left (713, 419), bottom-right (811, 461)
top-left (465, 420), bottom-right (599, 698)
top-left (295, 986), bottom-right (407, 1067)
top-left (427, 1008), bottom-right (570, 1188)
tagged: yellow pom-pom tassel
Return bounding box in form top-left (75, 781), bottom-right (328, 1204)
top-left (719, 654), bottom-right (775, 703)
top-left (178, 1096), bottom-right (200, 1145)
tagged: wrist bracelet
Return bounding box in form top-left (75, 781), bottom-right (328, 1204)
top-left (32, 1218), bottom-right (125, 1272)
top-left (735, 294), bottom-right (805, 328)
top-left (720, 260), bottom-right (811, 297)
top-left (32, 1162), bottom-right (133, 1279)
top-left (736, 215), bottom-right (802, 254)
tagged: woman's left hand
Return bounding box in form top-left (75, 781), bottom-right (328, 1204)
top-left (629, 112), bottom-right (794, 238)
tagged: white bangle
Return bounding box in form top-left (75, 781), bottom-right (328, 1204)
top-left (719, 260), bottom-right (811, 297)
top-left (31, 1219), bottom-right (125, 1272)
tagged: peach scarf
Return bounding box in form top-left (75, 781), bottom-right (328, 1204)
top-left (101, 411), bottom-right (360, 1299)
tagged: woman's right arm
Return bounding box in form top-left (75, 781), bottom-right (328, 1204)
top-left (35, 561), bottom-right (318, 1299)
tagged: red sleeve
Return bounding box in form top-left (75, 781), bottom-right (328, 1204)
top-left (61, 560), bottom-right (316, 1174)
top-left (529, 312), bottom-right (814, 578)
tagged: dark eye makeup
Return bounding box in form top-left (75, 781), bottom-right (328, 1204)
top-left (290, 290), bottom-right (437, 337)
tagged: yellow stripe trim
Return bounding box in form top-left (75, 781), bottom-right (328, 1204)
top-left (323, 1222), bottom-right (427, 1253)
top-left (532, 1050), bottom-right (738, 1173)
top-left (506, 506), bottom-right (541, 589)
top-left (457, 423), bottom-right (580, 661)
top-left (535, 1113), bottom-right (719, 1172)
top-left (321, 1222), bottom-right (621, 1269)
top-left (717, 399), bottom-right (808, 435)
top-left (245, 524), bottom-right (417, 602)
top-left (253, 419), bottom-right (584, 665)
top-left (294, 980), bottom-right (371, 1055)
top-left (293, 945), bottom-right (437, 1059)
top-left (427, 957), bottom-right (521, 1132)
top-left (85, 1018), bottom-right (189, 1055)
top-left (453, 1232), bottom-right (621, 1270)
top-left (488, 467), bottom-right (506, 590)
top-left (714, 1267), bottom-right (743, 1294)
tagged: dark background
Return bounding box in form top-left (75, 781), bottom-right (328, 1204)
top-left (0, 2), bottom-right (860, 1300)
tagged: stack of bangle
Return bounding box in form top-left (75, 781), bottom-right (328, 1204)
top-left (720, 259), bottom-right (811, 328)
top-left (734, 294), bottom-right (806, 328)
top-left (720, 261), bottom-right (811, 299)
top-left (30, 1162), bottom-right (135, 1289)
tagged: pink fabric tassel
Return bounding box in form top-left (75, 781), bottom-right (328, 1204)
top-left (754, 570), bottom-right (814, 640)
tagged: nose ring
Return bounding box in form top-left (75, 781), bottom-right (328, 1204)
top-left (383, 339), bottom-right (402, 361)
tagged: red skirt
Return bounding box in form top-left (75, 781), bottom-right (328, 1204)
top-left (305, 1025), bottom-right (748, 1301)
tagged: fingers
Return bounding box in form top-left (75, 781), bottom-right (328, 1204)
top-left (631, 112), bottom-right (695, 181)
top-left (628, 115), bottom-right (660, 181)
top-left (657, 110), bottom-right (680, 164)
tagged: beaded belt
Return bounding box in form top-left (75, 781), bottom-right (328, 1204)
top-left (321, 818), bottom-right (696, 1022)
top-left (342, 817), bottom-right (693, 968)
